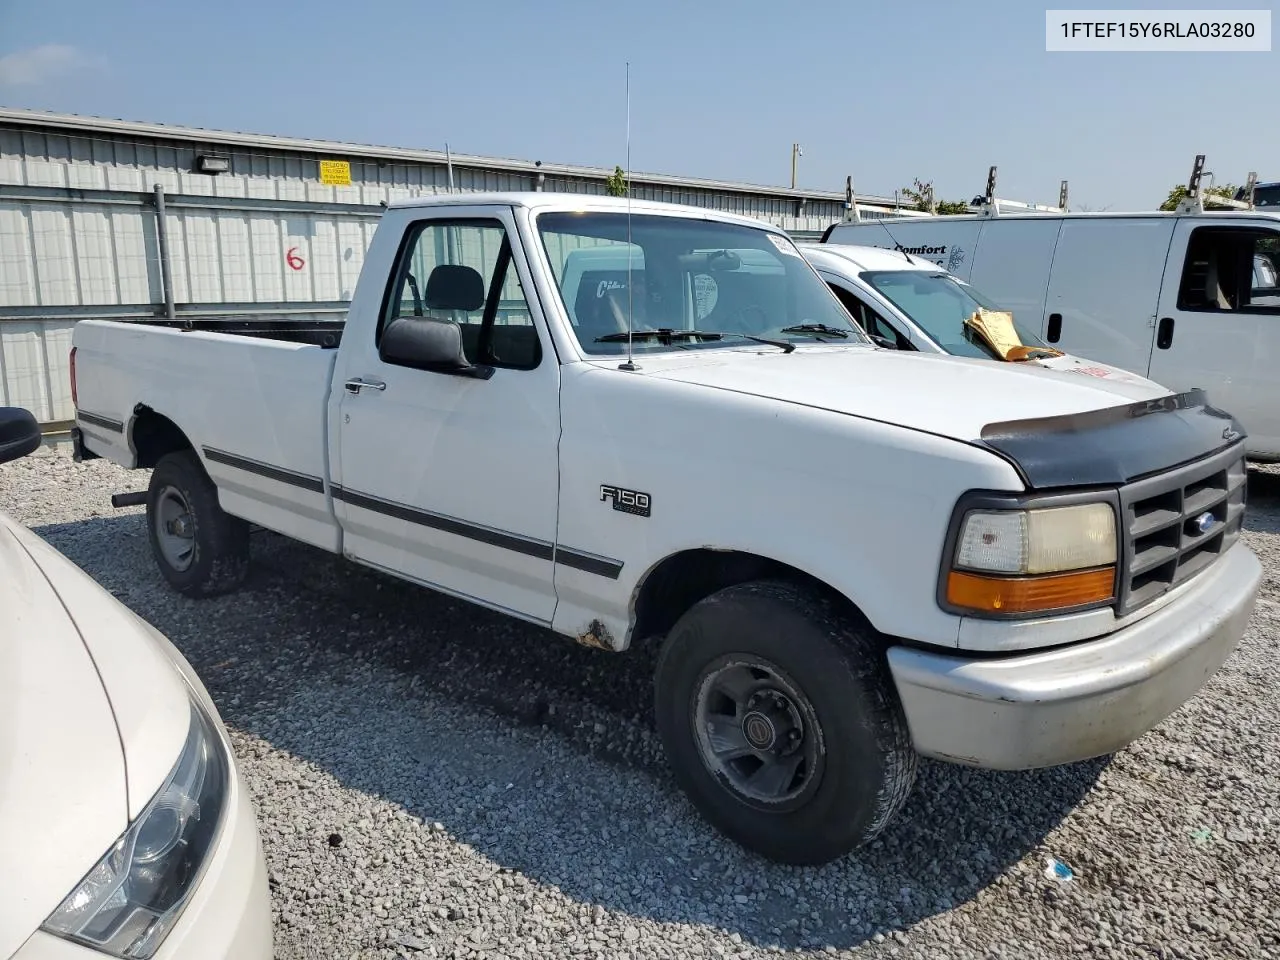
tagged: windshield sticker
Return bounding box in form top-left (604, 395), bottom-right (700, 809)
top-left (768, 234), bottom-right (801, 258)
top-left (693, 274), bottom-right (719, 320)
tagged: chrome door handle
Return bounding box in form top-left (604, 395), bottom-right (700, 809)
top-left (344, 377), bottom-right (386, 394)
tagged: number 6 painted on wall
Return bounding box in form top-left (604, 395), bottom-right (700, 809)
top-left (286, 247), bottom-right (305, 271)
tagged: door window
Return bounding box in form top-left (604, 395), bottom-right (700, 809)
top-left (379, 219), bottom-right (541, 370)
top-left (827, 283), bottom-right (912, 349)
top-left (1176, 227), bottom-right (1280, 314)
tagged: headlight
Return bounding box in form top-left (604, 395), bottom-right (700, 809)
top-left (42, 698), bottom-right (228, 958)
top-left (943, 500), bottom-right (1118, 616)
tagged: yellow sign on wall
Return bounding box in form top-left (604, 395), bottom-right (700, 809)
top-left (319, 159), bottom-right (352, 186)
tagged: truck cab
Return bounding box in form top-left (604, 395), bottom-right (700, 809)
top-left (69, 193), bottom-right (1262, 867)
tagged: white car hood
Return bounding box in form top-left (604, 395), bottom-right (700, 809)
top-left (627, 346), bottom-right (1170, 442)
top-left (0, 513), bottom-right (190, 959)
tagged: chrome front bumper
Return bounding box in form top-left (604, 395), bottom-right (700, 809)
top-left (887, 542), bottom-right (1262, 770)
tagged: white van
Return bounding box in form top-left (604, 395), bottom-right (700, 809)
top-left (823, 210), bottom-right (1280, 459)
top-left (799, 243), bottom-right (1160, 388)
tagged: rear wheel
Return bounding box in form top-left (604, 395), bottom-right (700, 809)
top-left (654, 579), bottom-right (917, 865)
top-left (146, 450), bottom-right (249, 597)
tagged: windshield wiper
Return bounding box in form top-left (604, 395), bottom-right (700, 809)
top-left (779, 323), bottom-right (851, 340)
top-left (594, 328), bottom-right (795, 353)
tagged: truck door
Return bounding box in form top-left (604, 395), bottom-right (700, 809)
top-left (1040, 217), bottom-right (1175, 375)
top-left (1148, 219), bottom-right (1280, 456)
top-left (332, 207), bottom-right (561, 623)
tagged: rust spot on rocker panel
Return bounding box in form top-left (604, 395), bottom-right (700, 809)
top-left (576, 619), bottom-right (619, 652)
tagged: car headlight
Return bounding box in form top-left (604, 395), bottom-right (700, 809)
top-left (942, 499), bottom-right (1118, 616)
top-left (41, 697), bottom-right (229, 958)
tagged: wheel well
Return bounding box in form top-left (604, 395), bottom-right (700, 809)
top-left (630, 549), bottom-right (861, 646)
top-left (130, 408), bottom-right (193, 468)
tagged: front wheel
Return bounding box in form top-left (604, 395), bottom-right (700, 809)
top-left (146, 450), bottom-right (250, 597)
top-left (654, 580), bottom-right (917, 865)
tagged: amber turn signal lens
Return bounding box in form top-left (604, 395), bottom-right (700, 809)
top-left (947, 567), bottom-right (1115, 614)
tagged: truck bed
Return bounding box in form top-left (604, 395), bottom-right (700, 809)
top-left (72, 317), bottom-right (344, 553)
top-left (99, 316), bottom-right (346, 348)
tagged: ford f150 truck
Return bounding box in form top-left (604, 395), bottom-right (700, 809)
top-left (70, 193), bottom-right (1262, 866)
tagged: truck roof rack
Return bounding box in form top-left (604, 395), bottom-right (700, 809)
top-left (835, 155), bottom-right (1268, 228)
top-left (970, 167), bottom-right (1068, 217)
top-left (1175, 154), bottom-right (1258, 213)
top-left (840, 176), bottom-right (934, 223)
top-left (839, 167), bottom-right (1063, 224)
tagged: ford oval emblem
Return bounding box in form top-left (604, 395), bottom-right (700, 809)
top-left (1194, 511), bottom-right (1217, 534)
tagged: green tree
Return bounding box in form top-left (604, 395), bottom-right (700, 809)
top-left (901, 178), bottom-right (934, 213)
top-left (902, 178), bottom-right (968, 215)
top-left (1160, 183), bottom-right (1238, 211)
top-left (605, 165), bottom-right (628, 197)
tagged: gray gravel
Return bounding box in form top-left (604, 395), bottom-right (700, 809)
top-left (3, 444), bottom-right (1279, 959)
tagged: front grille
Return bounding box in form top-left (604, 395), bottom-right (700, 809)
top-left (1117, 443), bottom-right (1247, 615)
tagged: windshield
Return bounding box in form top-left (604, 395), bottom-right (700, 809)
top-left (537, 212), bottom-right (870, 356)
top-left (859, 270), bottom-right (1047, 360)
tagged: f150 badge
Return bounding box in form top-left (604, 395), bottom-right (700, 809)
top-left (600, 484), bottom-right (651, 518)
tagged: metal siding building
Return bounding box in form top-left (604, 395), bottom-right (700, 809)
top-left (0, 108), bottom-right (907, 430)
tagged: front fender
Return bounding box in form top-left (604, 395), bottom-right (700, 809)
top-left (550, 366), bottom-right (1025, 650)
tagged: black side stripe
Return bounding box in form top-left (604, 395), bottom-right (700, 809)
top-left (554, 548), bottom-right (624, 580)
top-left (332, 485), bottom-right (555, 561)
top-left (78, 411), bottom-right (123, 433)
top-left (331, 484), bottom-right (624, 580)
top-left (202, 447), bottom-right (325, 493)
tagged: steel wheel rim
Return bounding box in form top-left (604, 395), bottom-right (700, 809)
top-left (154, 486), bottom-right (195, 572)
top-left (693, 656), bottom-right (824, 809)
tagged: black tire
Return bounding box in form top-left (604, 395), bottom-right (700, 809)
top-left (146, 449), bottom-right (250, 597)
top-left (654, 579), bottom-right (917, 865)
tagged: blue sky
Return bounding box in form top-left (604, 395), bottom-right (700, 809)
top-left (0, 0), bottom-right (1273, 209)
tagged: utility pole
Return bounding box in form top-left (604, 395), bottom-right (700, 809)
top-left (791, 143), bottom-right (803, 189)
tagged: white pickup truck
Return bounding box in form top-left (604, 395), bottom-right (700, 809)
top-left (70, 192), bottom-right (1261, 866)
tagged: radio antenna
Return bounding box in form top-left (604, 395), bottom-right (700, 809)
top-left (619, 60), bottom-right (640, 371)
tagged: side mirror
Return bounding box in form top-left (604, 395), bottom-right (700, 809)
top-left (379, 317), bottom-right (494, 380)
top-left (0, 406), bottom-right (41, 464)
top-left (870, 334), bottom-right (899, 350)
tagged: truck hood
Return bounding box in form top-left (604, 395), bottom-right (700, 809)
top-left (637, 346), bottom-right (1169, 440)
top-left (617, 346), bottom-right (1243, 486)
top-left (0, 512), bottom-right (191, 959)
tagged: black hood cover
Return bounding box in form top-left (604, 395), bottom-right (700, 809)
top-left (977, 389), bottom-right (1246, 489)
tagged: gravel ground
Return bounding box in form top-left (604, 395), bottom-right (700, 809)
top-left (3, 446), bottom-right (1279, 960)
